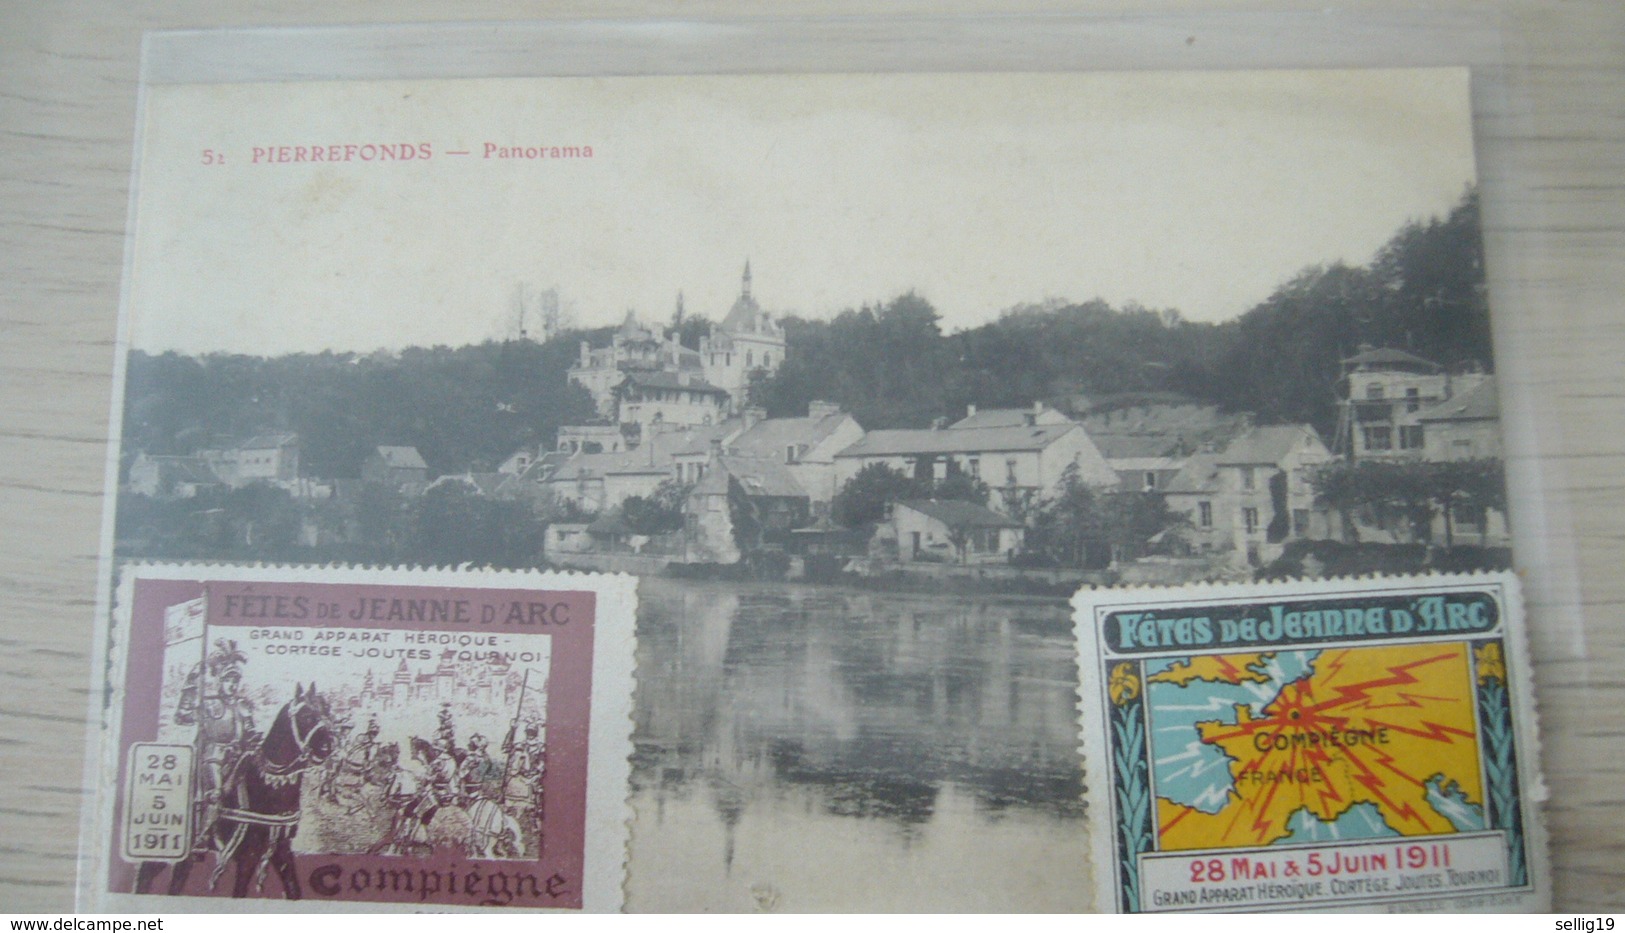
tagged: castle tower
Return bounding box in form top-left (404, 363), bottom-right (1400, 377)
top-left (701, 260), bottom-right (785, 407)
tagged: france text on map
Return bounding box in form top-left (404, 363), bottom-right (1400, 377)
top-left (1147, 643), bottom-right (1488, 851)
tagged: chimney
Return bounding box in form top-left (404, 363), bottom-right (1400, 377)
top-left (579, 340), bottom-right (590, 367)
top-left (808, 400), bottom-right (842, 420)
top-left (966, 404), bottom-right (977, 418)
top-left (931, 417), bottom-right (947, 430)
top-left (742, 407), bottom-right (766, 429)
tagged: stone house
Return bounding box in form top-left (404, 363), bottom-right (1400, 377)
top-left (891, 499), bottom-right (1024, 564)
top-left (1213, 425), bottom-right (1333, 566)
top-left (724, 401), bottom-right (865, 507)
top-left (127, 454), bottom-right (224, 499)
top-left (684, 453), bottom-right (810, 563)
top-left (1160, 452), bottom-right (1227, 552)
top-left (1416, 376), bottom-right (1502, 462)
top-left (833, 421), bottom-right (1116, 513)
top-left (362, 446), bottom-right (429, 487)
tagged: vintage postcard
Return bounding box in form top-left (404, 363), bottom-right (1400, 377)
top-left (85, 564), bottom-right (635, 912)
top-left (94, 58), bottom-right (1519, 910)
top-left (1073, 572), bottom-right (1547, 913)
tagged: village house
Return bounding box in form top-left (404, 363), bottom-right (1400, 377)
top-left (684, 451), bottom-right (810, 563)
top-left (553, 425), bottom-right (627, 456)
top-left (1159, 452), bottom-right (1228, 552)
top-left (496, 422), bottom-right (722, 516)
top-left (1336, 348), bottom-right (1507, 546)
top-left (1066, 396), bottom-right (1251, 496)
top-left (833, 420), bottom-right (1117, 513)
top-left (1213, 424), bottom-right (1334, 566)
top-left (542, 521), bottom-right (592, 558)
top-left (612, 370), bottom-right (733, 439)
top-left (891, 499), bottom-right (1024, 565)
top-left (1416, 377), bottom-right (1509, 545)
top-left (1084, 397), bottom-right (1247, 455)
top-left (362, 445), bottom-right (429, 488)
top-left (724, 401), bottom-right (865, 507)
top-left (1156, 426), bottom-right (1334, 565)
top-left (126, 454), bottom-right (225, 499)
top-left (1416, 376), bottom-right (1502, 462)
top-left (1107, 456), bottom-right (1187, 494)
top-left (539, 448), bottom-right (672, 514)
top-left (1340, 346), bottom-right (1467, 459)
top-left (201, 432), bottom-right (301, 487)
top-left (128, 432), bottom-right (307, 499)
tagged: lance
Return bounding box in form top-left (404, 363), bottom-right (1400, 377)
top-left (194, 584), bottom-right (212, 742)
top-left (497, 667), bottom-right (532, 800)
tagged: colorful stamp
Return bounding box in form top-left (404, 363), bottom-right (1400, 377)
top-left (1074, 572), bottom-right (1547, 912)
top-left (88, 564), bottom-right (635, 912)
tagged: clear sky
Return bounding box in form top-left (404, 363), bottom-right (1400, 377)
top-left (126, 68), bottom-right (1475, 355)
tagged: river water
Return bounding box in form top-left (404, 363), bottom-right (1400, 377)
top-left (625, 576), bottom-right (1092, 911)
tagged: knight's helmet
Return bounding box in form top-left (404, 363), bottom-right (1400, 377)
top-left (206, 638), bottom-right (248, 686)
top-left (524, 721), bottom-right (541, 739)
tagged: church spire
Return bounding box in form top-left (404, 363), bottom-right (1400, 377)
top-left (741, 259), bottom-right (752, 300)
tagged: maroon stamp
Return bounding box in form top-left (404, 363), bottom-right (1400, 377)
top-left (90, 564), bottom-right (636, 912)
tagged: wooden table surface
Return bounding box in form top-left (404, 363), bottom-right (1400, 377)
top-left (2, 0), bottom-right (1621, 913)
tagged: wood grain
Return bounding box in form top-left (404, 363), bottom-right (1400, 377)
top-left (2, 0), bottom-right (1621, 912)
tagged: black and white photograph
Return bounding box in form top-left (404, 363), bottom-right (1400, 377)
top-left (108, 67), bottom-right (1506, 910)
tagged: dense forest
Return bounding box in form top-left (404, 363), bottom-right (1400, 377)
top-left (121, 189), bottom-right (1488, 478)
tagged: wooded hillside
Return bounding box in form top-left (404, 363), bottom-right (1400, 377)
top-left (121, 189), bottom-right (1487, 472)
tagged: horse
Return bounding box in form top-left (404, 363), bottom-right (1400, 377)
top-left (465, 796), bottom-right (522, 858)
top-left (369, 755), bottom-right (434, 857)
top-left (137, 683), bottom-right (336, 899)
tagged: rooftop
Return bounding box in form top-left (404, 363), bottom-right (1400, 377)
top-left (896, 498), bottom-right (1022, 529)
top-left (1161, 453), bottom-right (1222, 495)
top-left (949, 406), bottom-right (1070, 430)
top-left (239, 432), bottom-right (298, 450)
top-left (837, 423), bottom-right (1079, 457)
top-left (1215, 425), bottom-right (1324, 466)
top-left (618, 370), bottom-right (729, 395)
top-left (1415, 377), bottom-right (1500, 422)
top-left (729, 411), bottom-right (854, 458)
top-left (374, 446), bottom-right (428, 470)
top-left (718, 455), bottom-right (806, 498)
top-left (1341, 346), bottom-right (1444, 372)
top-left (546, 449), bottom-right (671, 481)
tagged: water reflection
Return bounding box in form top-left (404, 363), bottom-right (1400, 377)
top-left (628, 577), bottom-right (1091, 911)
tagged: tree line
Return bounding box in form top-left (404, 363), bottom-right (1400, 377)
top-left (751, 188), bottom-right (1489, 439)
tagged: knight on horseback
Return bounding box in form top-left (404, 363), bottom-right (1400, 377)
top-left (320, 714), bottom-right (381, 807)
top-left (176, 640), bottom-right (257, 848)
top-left (458, 733), bottom-right (500, 805)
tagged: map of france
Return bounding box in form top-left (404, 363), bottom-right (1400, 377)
top-left (1147, 644), bottom-right (1486, 851)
